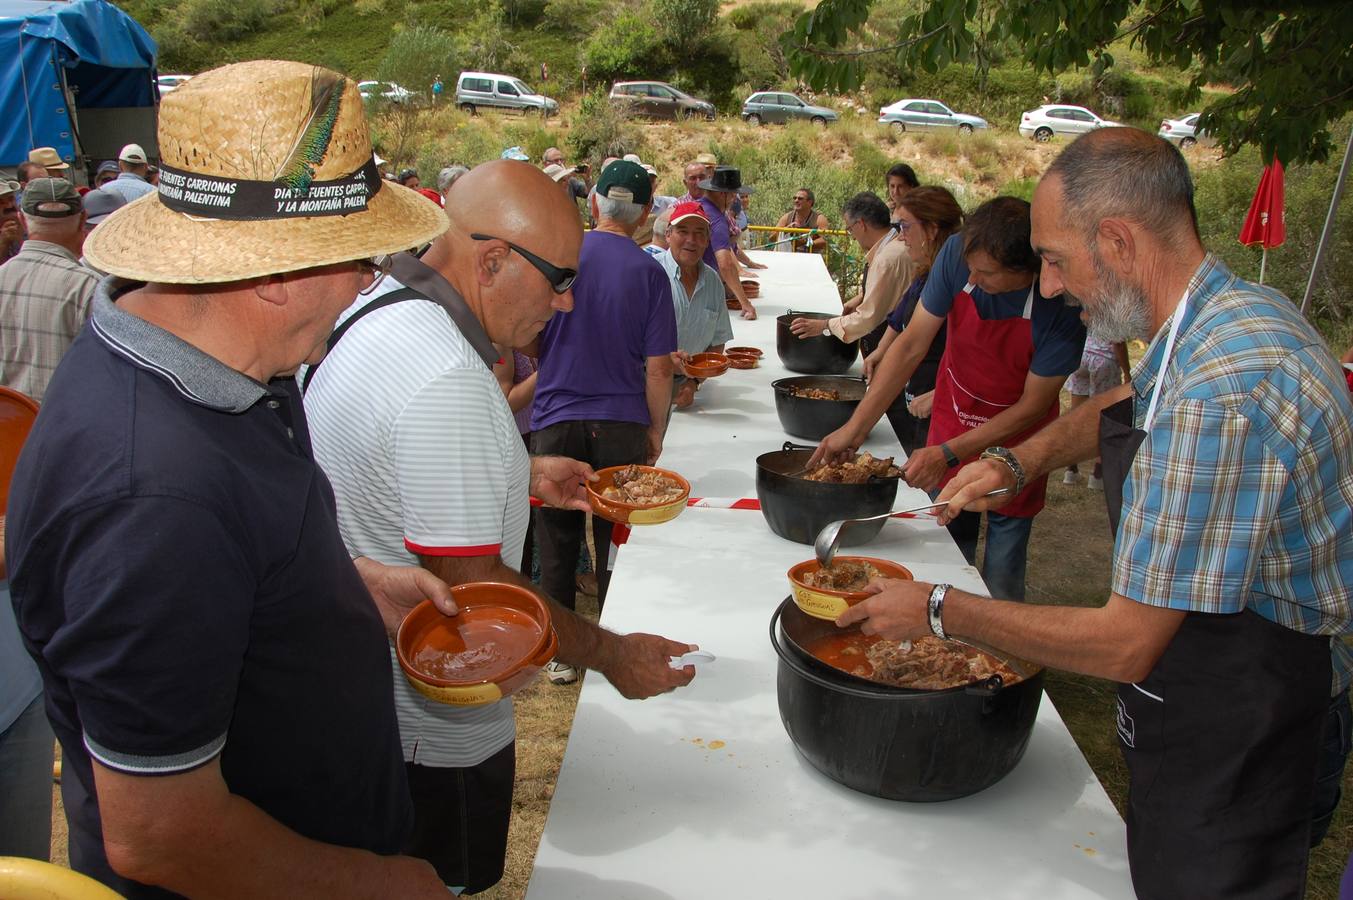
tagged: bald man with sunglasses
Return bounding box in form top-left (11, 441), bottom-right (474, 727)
top-left (303, 160), bottom-right (694, 893)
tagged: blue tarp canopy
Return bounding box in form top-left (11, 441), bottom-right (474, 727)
top-left (0, 0), bottom-right (157, 168)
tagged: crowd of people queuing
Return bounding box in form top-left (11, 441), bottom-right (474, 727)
top-left (0, 59), bottom-right (1351, 900)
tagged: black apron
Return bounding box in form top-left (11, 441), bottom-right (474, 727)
top-left (1100, 396), bottom-right (1330, 900)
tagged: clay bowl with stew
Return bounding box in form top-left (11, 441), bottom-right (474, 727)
top-left (685, 352), bottom-right (730, 378)
top-left (397, 582), bottom-right (557, 707)
top-left (787, 556), bottom-right (913, 620)
top-left (587, 464), bottom-right (692, 526)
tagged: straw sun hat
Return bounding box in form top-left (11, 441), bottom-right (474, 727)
top-left (84, 60), bottom-right (447, 284)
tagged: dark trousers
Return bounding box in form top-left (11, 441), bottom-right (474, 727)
top-left (1311, 687), bottom-right (1352, 846)
top-left (405, 742), bottom-right (516, 894)
top-left (531, 420), bottom-right (648, 611)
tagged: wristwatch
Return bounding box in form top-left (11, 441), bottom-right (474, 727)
top-left (928, 583), bottom-right (951, 641)
top-left (980, 446), bottom-right (1026, 495)
top-left (940, 442), bottom-right (960, 468)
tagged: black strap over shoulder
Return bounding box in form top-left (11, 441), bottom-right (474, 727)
top-left (300, 286), bottom-right (421, 393)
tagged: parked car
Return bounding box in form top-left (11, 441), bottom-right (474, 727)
top-left (741, 92), bottom-right (837, 126)
top-left (1158, 113), bottom-right (1210, 149)
top-left (609, 81), bottom-right (715, 120)
top-left (357, 80), bottom-right (415, 104)
top-left (877, 98), bottom-right (988, 134)
top-left (455, 72), bottom-right (558, 116)
top-left (157, 74), bottom-right (192, 95)
top-left (1018, 104), bottom-right (1122, 141)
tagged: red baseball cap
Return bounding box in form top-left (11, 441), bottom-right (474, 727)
top-left (416, 187), bottom-right (444, 207)
top-left (668, 200), bottom-right (709, 227)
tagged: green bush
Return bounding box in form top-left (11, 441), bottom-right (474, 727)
top-left (581, 14), bottom-right (665, 84)
top-left (376, 25), bottom-right (458, 101)
top-left (180, 0), bottom-right (276, 42)
top-left (566, 89), bottom-right (647, 166)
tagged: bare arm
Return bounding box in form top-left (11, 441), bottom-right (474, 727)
top-left (936, 383), bottom-right (1130, 519)
top-left (809, 306), bottom-right (944, 466)
top-left (507, 371), bottom-right (537, 415)
top-left (715, 248), bottom-right (755, 320)
top-left (862, 326), bottom-right (899, 381)
top-left (810, 213), bottom-right (829, 252)
top-left (902, 371), bottom-right (1068, 492)
top-left (837, 580), bottom-right (1185, 683)
top-left (645, 353), bottom-right (674, 465)
top-left (491, 346), bottom-right (514, 398)
top-left (418, 553), bottom-right (694, 698)
top-left (95, 759), bottom-right (448, 899)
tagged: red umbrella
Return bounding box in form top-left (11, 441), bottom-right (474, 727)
top-left (1238, 160), bottom-right (1285, 283)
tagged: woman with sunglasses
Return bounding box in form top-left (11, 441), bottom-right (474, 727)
top-left (862, 185), bottom-right (963, 453)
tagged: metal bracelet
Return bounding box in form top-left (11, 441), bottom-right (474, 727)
top-left (928, 583), bottom-right (951, 641)
top-left (980, 446), bottom-right (1026, 495)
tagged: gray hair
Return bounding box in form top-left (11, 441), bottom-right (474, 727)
top-left (437, 165), bottom-right (469, 194)
top-left (23, 211), bottom-right (81, 236)
top-left (594, 193), bottom-right (646, 225)
top-left (1045, 128), bottom-right (1199, 245)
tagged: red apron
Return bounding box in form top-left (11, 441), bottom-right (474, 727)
top-left (927, 282), bottom-right (1058, 518)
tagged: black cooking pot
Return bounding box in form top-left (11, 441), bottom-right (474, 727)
top-left (770, 376), bottom-right (865, 441)
top-left (770, 598), bottom-right (1044, 801)
top-left (776, 312), bottom-right (859, 375)
top-left (755, 442), bottom-right (898, 546)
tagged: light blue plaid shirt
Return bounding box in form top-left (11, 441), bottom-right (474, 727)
top-left (1112, 255), bottom-right (1353, 691)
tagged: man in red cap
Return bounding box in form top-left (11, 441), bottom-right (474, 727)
top-left (652, 201), bottom-right (732, 409)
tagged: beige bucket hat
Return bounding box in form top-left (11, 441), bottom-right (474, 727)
top-left (84, 60), bottom-right (448, 284)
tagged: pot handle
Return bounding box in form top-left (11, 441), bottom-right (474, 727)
top-left (782, 441), bottom-right (818, 452)
top-left (964, 674), bottom-right (1005, 696)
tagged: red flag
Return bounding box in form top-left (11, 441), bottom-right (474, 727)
top-left (1238, 160), bottom-right (1286, 249)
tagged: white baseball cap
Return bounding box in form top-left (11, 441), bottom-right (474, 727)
top-left (119, 143), bottom-right (148, 164)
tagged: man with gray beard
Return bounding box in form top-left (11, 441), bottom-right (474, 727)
top-left (839, 127), bottom-right (1353, 900)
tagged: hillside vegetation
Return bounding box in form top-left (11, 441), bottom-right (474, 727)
top-left (121, 0), bottom-right (1351, 340)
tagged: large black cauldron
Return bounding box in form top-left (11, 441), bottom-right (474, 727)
top-left (755, 442), bottom-right (898, 546)
top-left (776, 312), bottom-right (858, 375)
top-left (770, 598), bottom-right (1044, 801)
top-left (770, 375), bottom-right (865, 441)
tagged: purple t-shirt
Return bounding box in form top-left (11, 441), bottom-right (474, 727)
top-left (699, 196), bottom-right (733, 270)
top-left (531, 231), bottom-right (677, 430)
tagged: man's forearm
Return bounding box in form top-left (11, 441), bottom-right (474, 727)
top-left (943, 589), bottom-right (1182, 683)
top-left (945, 393), bottom-right (1058, 461)
top-left (97, 764), bottom-right (445, 900)
top-left (716, 251), bottom-right (748, 305)
top-left (645, 361), bottom-right (674, 440)
top-left (1008, 384), bottom-right (1130, 480)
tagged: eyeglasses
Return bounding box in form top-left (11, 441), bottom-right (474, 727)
top-left (470, 233), bottom-right (577, 294)
top-left (357, 254), bottom-right (393, 295)
top-left (895, 220), bottom-right (913, 234)
top-left (793, 195), bottom-right (809, 202)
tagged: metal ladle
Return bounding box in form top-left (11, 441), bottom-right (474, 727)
top-left (813, 488), bottom-right (1012, 567)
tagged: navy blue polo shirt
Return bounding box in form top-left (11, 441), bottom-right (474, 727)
top-left (5, 281), bottom-right (411, 899)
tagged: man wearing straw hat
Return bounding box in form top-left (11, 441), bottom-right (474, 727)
top-left (6, 61), bottom-right (458, 899)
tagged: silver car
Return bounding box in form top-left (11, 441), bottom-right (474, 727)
top-left (1158, 113), bottom-right (1209, 149)
top-left (456, 71), bottom-right (558, 116)
top-left (878, 98), bottom-right (988, 134)
top-left (1018, 104), bottom-right (1121, 141)
top-left (741, 92), bottom-right (837, 126)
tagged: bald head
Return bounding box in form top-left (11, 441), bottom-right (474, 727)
top-left (445, 160), bottom-right (582, 262)
top-left (437, 160), bottom-right (581, 346)
top-left (1042, 127), bottom-right (1199, 247)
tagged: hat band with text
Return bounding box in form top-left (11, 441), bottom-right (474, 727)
top-left (156, 158), bottom-right (382, 221)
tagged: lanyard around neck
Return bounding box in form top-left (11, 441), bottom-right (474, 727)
top-left (1142, 289), bottom-right (1190, 432)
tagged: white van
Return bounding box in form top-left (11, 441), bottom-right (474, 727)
top-left (455, 72), bottom-right (558, 116)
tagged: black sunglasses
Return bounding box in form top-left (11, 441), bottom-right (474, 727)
top-left (470, 233), bottom-right (577, 294)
